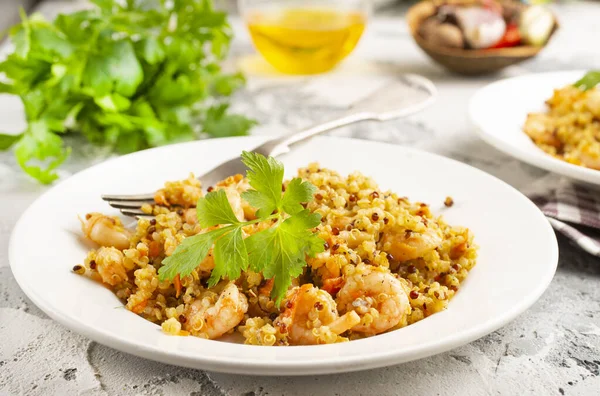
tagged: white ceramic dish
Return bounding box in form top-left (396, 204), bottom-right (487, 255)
top-left (10, 136), bottom-right (558, 375)
top-left (469, 70), bottom-right (600, 187)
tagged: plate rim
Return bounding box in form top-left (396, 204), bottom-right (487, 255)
top-left (469, 70), bottom-right (600, 186)
top-left (9, 135), bottom-right (559, 375)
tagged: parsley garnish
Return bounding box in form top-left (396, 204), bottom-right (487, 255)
top-left (158, 152), bottom-right (325, 303)
top-left (574, 70), bottom-right (600, 91)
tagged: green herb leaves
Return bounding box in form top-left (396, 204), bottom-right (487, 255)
top-left (0, 0), bottom-right (254, 183)
top-left (574, 71), bottom-right (600, 91)
top-left (158, 153), bottom-right (324, 303)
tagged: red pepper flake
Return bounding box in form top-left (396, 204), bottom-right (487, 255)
top-left (370, 191), bottom-right (379, 199)
top-left (332, 244), bottom-right (340, 252)
top-left (371, 213), bottom-right (379, 221)
top-left (424, 287), bottom-right (430, 293)
top-left (409, 290), bottom-right (419, 299)
top-left (323, 242), bottom-right (330, 250)
top-left (89, 260), bottom-right (97, 270)
top-left (332, 227), bottom-right (340, 236)
top-left (452, 264), bottom-right (460, 271)
top-left (434, 291), bottom-right (440, 298)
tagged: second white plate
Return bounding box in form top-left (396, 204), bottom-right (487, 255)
top-left (469, 70), bottom-right (600, 187)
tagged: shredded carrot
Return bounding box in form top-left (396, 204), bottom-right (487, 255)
top-left (132, 300), bottom-right (147, 314)
top-left (322, 277), bottom-right (344, 296)
top-left (174, 274), bottom-right (182, 298)
top-left (148, 240), bottom-right (161, 258)
top-left (258, 278), bottom-right (274, 296)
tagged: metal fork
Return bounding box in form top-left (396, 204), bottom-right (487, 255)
top-left (102, 74), bottom-right (437, 217)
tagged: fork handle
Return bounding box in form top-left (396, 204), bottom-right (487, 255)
top-left (251, 86), bottom-right (435, 158)
top-left (252, 112), bottom-right (375, 158)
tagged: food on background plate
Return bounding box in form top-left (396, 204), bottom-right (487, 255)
top-left (75, 153), bottom-right (477, 346)
top-left (418, 1), bottom-right (555, 51)
top-left (0, 0), bottom-right (255, 184)
top-left (523, 71), bottom-right (600, 170)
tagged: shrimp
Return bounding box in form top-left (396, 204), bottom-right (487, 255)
top-left (183, 208), bottom-right (197, 225)
top-left (80, 213), bottom-right (131, 250)
top-left (584, 89), bottom-right (600, 118)
top-left (523, 113), bottom-right (562, 148)
top-left (94, 247), bottom-right (128, 286)
top-left (274, 284), bottom-right (360, 345)
top-left (336, 264), bottom-right (410, 335)
top-left (381, 226), bottom-right (443, 262)
top-left (184, 282), bottom-right (248, 339)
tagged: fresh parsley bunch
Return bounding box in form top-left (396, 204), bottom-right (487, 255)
top-left (158, 152), bottom-right (325, 303)
top-left (0, 0), bottom-right (255, 184)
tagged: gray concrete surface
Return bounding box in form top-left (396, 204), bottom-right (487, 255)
top-left (1, 1), bottom-right (600, 395)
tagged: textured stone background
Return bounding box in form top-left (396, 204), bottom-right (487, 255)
top-left (1, 1), bottom-right (600, 395)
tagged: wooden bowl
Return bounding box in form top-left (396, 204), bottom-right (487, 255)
top-left (406, 1), bottom-right (559, 75)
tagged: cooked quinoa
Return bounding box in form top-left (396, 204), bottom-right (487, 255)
top-left (77, 164), bottom-right (477, 345)
top-left (523, 85), bottom-right (600, 169)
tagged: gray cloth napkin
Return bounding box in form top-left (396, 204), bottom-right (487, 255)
top-left (526, 177), bottom-right (600, 256)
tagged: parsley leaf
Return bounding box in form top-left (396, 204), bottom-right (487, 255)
top-left (241, 151), bottom-right (285, 218)
top-left (159, 227), bottom-right (230, 281)
top-left (0, 0), bottom-right (255, 184)
top-left (197, 189), bottom-right (242, 227)
top-left (574, 71), bottom-right (600, 91)
top-left (158, 153), bottom-right (324, 304)
top-left (209, 226), bottom-right (248, 286)
top-left (246, 210), bottom-right (324, 302)
top-left (281, 178), bottom-right (317, 215)
top-left (0, 133), bottom-right (23, 150)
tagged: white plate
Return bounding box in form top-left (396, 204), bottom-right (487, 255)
top-left (10, 136), bottom-right (558, 375)
top-left (469, 70), bottom-right (600, 187)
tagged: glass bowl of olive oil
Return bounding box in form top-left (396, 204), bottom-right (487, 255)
top-left (238, 0), bottom-right (371, 74)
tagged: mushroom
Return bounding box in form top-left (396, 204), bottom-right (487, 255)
top-left (419, 17), bottom-right (465, 49)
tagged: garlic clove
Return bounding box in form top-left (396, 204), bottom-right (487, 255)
top-left (454, 7), bottom-right (506, 49)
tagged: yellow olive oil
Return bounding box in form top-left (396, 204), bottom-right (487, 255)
top-left (246, 8), bottom-right (366, 74)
